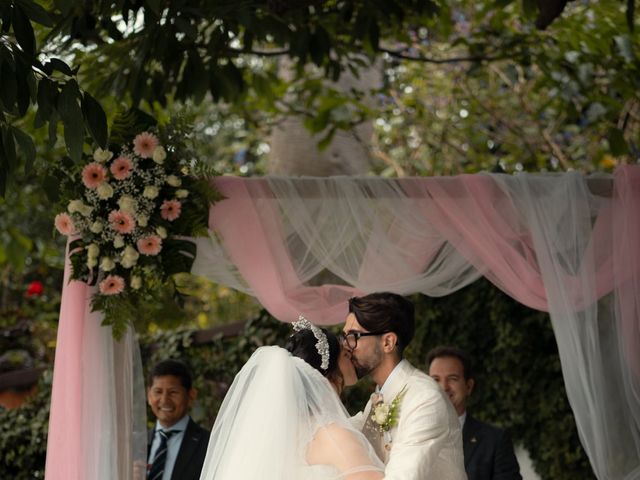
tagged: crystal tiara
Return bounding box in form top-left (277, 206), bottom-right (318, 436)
top-left (292, 315), bottom-right (330, 371)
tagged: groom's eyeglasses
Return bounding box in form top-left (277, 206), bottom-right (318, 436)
top-left (340, 330), bottom-right (391, 349)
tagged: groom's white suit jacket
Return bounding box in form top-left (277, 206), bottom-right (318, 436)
top-left (353, 359), bottom-right (467, 480)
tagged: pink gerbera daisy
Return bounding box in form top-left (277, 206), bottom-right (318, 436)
top-left (54, 213), bottom-right (76, 235)
top-left (137, 235), bottom-right (163, 256)
top-left (160, 199), bottom-right (182, 221)
top-left (133, 132), bottom-right (159, 158)
top-left (108, 210), bottom-right (136, 234)
top-left (99, 275), bottom-right (125, 295)
top-left (110, 155), bottom-right (133, 180)
top-left (81, 162), bottom-right (107, 189)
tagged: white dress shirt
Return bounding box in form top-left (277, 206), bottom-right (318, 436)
top-left (148, 415), bottom-right (190, 480)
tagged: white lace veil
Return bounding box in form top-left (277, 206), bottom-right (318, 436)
top-left (199, 346), bottom-right (384, 480)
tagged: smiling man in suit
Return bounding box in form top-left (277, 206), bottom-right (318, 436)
top-left (146, 359), bottom-right (209, 480)
top-left (427, 346), bottom-right (521, 480)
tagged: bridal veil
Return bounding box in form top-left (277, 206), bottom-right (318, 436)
top-left (199, 346), bottom-right (384, 480)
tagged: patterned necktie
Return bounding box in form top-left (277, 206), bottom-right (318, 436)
top-left (148, 429), bottom-right (179, 480)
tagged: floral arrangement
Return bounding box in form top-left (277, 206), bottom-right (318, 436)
top-left (53, 113), bottom-right (220, 337)
top-left (371, 386), bottom-right (407, 433)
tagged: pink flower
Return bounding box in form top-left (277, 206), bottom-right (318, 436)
top-left (110, 155), bottom-right (133, 180)
top-left (137, 235), bottom-right (163, 256)
top-left (81, 162), bottom-right (108, 189)
top-left (99, 275), bottom-right (125, 295)
top-left (54, 213), bottom-right (76, 235)
top-left (108, 210), bottom-right (136, 234)
top-left (160, 199), bottom-right (182, 221)
top-left (133, 132), bottom-right (159, 158)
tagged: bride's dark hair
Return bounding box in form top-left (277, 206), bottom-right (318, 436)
top-left (285, 329), bottom-right (344, 391)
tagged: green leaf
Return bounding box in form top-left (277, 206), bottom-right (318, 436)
top-left (0, 60), bottom-right (18, 112)
top-left (56, 80), bottom-right (81, 123)
top-left (15, 0), bottom-right (53, 26)
top-left (145, 0), bottom-right (163, 16)
top-left (35, 78), bottom-right (56, 127)
top-left (607, 128), bottom-right (628, 156)
top-left (10, 126), bottom-right (35, 172)
top-left (11, 5), bottom-right (36, 56)
top-left (1, 125), bottom-right (17, 172)
top-left (81, 92), bottom-right (107, 148)
top-left (47, 111), bottom-right (58, 149)
top-left (43, 174), bottom-right (61, 202)
top-left (47, 58), bottom-right (74, 77)
top-left (53, 0), bottom-right (75, 15)
top-left (522, 0), bottom-right (537, 18)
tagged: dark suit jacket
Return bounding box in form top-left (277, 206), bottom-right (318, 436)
top-left (147, 417), bottom-right (209, 480)
top-left (463, 414), bottom-right (522, 480)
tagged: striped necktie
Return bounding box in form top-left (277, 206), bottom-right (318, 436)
top-left (148, 429), bottom-right (179, 480)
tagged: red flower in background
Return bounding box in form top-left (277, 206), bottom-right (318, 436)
top-left (26, 281), bottom-right (43, 297)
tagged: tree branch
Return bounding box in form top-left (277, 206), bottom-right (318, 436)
top-left (377, 46), bottom-right (518, 64)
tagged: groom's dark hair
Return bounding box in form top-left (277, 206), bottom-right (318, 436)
top-left (348, 292), bottom-right (415, 356)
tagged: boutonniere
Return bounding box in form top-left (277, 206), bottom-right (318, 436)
top-left (371, 386), bottom-right (407, 433)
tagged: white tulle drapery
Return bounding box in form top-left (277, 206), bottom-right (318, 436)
top-left (192, 168), bottom-right (640, 480)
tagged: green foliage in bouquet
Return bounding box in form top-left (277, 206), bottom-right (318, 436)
top-left (52, 109), bottom-right (222, 338)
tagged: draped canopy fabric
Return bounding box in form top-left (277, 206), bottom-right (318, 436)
top-left (46, 167), bottom-right (640, 480)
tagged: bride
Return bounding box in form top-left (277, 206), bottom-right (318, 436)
top-left (198, 316), bottom-right (385, 480)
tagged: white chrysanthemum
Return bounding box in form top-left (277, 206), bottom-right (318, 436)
top-left (113, 235), bottom-right (125, 249)
top-left (152, 146), bottom-right (167, 164)
top-left (87, 256), bottom-right (98, 268)
top-left (100, 257), bottom-right (116, 272)
top-left (166, 175), bottom-right (181, 187)
top-left (130, 275), bottom-right (142, 289)
top-left (175, 189), bottom-right (189, 198)
top-left (93, 148), bottom-right (113, 163)
top-left (156, 226), bottom-right (168, 239)
top-left (137, 215), bottom-right (148, 227)
top-left (97, 182), bottom-right (114, 200)
top-left (121, 245), bottom-right (140, 268)
top-left (90, 221), bottom-right (104, 234)
top-left (86, 244), bottom-right (100, 259)
top-left (68, 199), bottom-right (92, 216)
top-left (143, 185), bottom-right (160, 199)
top-left (118, 195), bottom-right (137, 214)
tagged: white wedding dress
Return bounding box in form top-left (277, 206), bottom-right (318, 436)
top-left (199, 346), bottom-right (384, 480)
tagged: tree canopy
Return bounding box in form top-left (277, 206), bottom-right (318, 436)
top-left (1, 0), bottom-right (638, 195)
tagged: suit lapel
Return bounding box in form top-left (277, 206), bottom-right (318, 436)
top-left (170, 418), bottom-right (201, 480)
top-left (463, 414), bottom-right (482, 468)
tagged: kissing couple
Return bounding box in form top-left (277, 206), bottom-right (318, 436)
top-left (198, 292), bottom-right (467, 480)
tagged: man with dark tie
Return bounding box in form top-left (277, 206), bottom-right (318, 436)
top-left (146, 359), bottom-right (209, 480)
top-left (427, 346), bottom-right (522, 480)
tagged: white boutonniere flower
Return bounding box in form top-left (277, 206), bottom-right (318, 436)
top-left (371, 386), bottom-right (407, 433)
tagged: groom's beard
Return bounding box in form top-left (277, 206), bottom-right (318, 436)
top-left (352, 345), bottom-right (383, 379)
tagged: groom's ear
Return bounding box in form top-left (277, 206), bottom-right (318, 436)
top-left (381, 332), bottom-right (398, 353)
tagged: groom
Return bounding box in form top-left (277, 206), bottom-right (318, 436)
top-left (344, 292), bottom-right (467, 480)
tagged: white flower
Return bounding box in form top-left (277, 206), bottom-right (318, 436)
top-left (166, 175), bottom-right (181, 187)
top-left (87, 256), bottom-right (98, 268)
top-left (89, 221), bottom-right (104, 234)
top-left (113, 235), bottom-right (125, 249)
top-left (373, 403), bottom-right (390, 425)
top-left (137, 215), bottom-right (149, 227)
top-left (97, 182), bottom-right (114, 199)
top-left (175, 189), bottom-right (189, 199)
top-left (100, 257), bottom-right (116, 272)
top-left (152, 146), bottom-right (167, 164)
top-left (156, 226), bottom-right (167, 239)
top-left (68, 200), bottom-right (93, 217)
top-left (118, 195), bottom-right (137, 214)
top-left (143, 185), bottom-right (160, 199)
top-left (121, 245), bottom-right (140, 268)
top-left (86, 244), bottom-right (100, 259)
top-left (93, 148), bottom-right (113, 163)
top-left (130, 275), bottom-right (142, 290)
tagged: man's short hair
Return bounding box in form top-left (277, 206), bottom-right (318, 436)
top-left (426, 346), bottom-right (474, 381)
top-left (149, 359), bottom-right (193, 390)
top-left (348, 292), bottom-right (415, 356)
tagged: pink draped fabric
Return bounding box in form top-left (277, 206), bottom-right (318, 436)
top-left (45, 244), bottom-right (87, 478)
